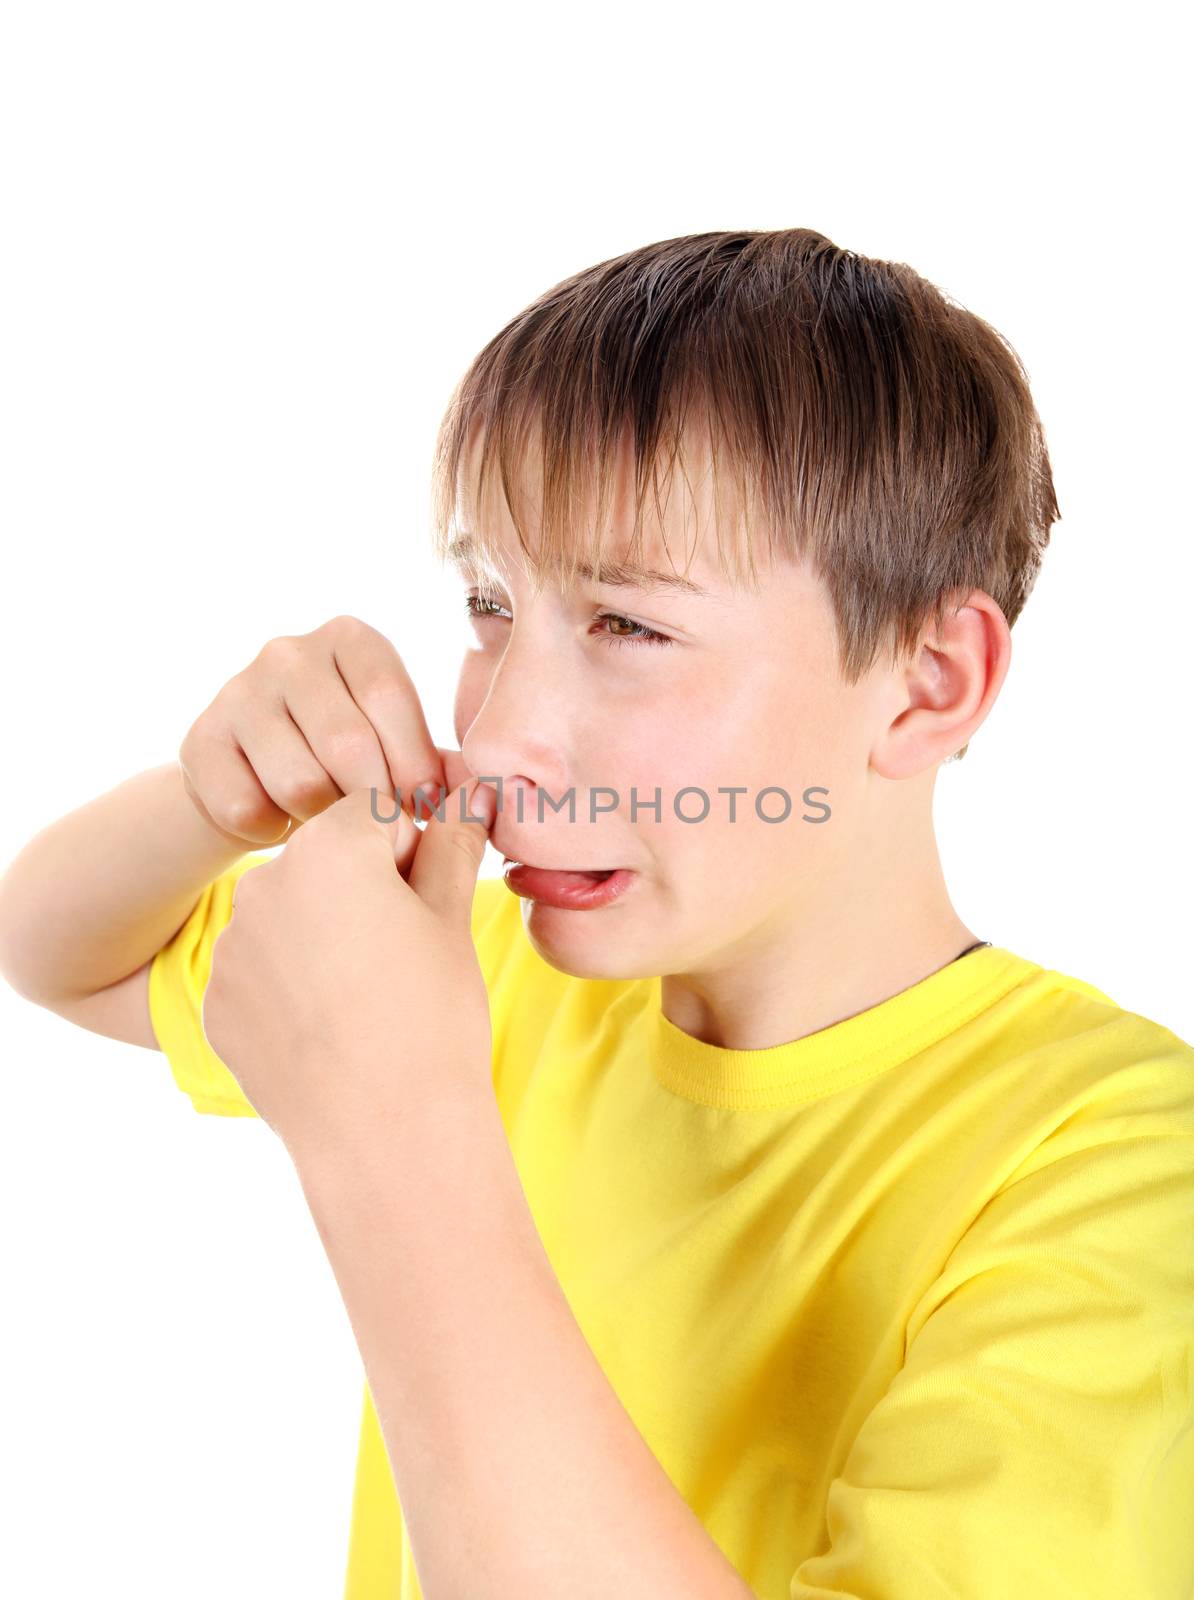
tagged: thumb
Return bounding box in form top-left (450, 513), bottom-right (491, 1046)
top-left (407, 776), bottom-right (496, 921)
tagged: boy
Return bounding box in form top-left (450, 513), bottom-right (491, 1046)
top-left (1, 226), bottom-right (1190, 1599)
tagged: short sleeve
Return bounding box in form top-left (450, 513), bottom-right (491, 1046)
top-left (148, 852), bottom-right (274, 1116)
top-left (148, 863), bottom-right (520, 1119)
top-left (789, 1047), bottom-right (1194, 1600)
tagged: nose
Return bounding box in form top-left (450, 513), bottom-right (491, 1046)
top-left (457, 627), bottom-right (573, 814)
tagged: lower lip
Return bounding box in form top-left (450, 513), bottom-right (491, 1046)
top-left (503, 863), bottom-right (636, 910)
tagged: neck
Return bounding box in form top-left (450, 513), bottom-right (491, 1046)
top-left (661, 788), bottom-right (978, 1053)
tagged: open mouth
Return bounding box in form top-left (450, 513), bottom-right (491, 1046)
top-left (501, 859), bottom-right (635, 909)
top-left (503, 859), bottom-right (615, 880)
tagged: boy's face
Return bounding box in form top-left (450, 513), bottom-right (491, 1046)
top-left (450, 426), bottom-right (906, 982)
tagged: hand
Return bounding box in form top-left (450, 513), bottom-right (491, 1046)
top-left (178, 613), bottom-right (470, 847)
top-left (200, 775), bottom-right (498, 1166)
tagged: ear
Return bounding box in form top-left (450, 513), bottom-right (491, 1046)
top-left (870, 591), bottom-right (1012, 780)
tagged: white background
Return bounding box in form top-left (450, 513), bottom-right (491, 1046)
top-left (1, 3), bottom-right (1189, 1595)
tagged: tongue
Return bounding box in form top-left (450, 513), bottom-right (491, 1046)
top-left (511, 865), bottom-right (613, 894)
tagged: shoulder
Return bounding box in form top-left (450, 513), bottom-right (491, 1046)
top-left (974, 952), bottom-right (1194, 1211)
top-left (995, 949), bottom-right (1193, 1090)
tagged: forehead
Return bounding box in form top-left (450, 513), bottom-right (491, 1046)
top-left (445, 532), bottom-right (714, 598)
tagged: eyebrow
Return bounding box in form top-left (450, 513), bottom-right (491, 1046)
top-left (445, 534), bottom-right (710, 597)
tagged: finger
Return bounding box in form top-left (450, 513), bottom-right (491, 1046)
top-left (180, 724), bottom-right (298, 845)
top-left (421, 749), bottom-right (499, 822)
top-left (353, 785), bottom-right (424, 880)
top-left (327, 621), bottom-right (447, 822)
top-left (234, 701), bottom-right (345, 825)
top-left (407, 777), bottom-right (496, 921)
top-left (280, 657), bottom-right (399, 807)
top-left (438, 747), bottom-right (478, 796)
top-left (393, 813), bottom-right (422, 881)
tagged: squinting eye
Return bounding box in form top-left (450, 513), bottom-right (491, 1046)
top-left (463, 594), bottom-right (510, 623)
top-left (463, 593), bottom-right (675, 650)
top-left (593, 611), bottom-right (675, 649)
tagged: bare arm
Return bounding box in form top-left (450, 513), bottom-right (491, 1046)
top-left (0, 617), bottom-right (453, 1049)
top-left (0, 761), bottom-right (256, 1007)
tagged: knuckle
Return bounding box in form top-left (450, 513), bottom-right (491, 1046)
top-left (320, 613), bottom-right (367, 641)
top-left (202, 681), bottom-right (244, 726)
top-left (257, 636), bottom-right (303, 673)
top-left (352, 671), bottom-right (407, 714)
top-left (273, 770), bottom-right (333, 815)
top-left (186, 696), bottom-right (230, 740)
top-left (322, 723), bottom-right (378, 768)
top-left (217, 791), bottom-right (266, 836)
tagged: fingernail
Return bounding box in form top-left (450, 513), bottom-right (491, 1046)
top-left (470, 779), bottom-right (497, 826)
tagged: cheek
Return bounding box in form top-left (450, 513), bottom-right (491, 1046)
top-left (606, 712), bottom-right (738, 858)
top-left (636, 678), bottom-right (825, 862)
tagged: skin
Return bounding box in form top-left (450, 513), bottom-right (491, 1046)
top-left (452, 419), bottom-right (1011, 1051)
top-left (193, 421), bottom-right (1014, 1598)
top-left (201, 782), bottom-right (760, 1596)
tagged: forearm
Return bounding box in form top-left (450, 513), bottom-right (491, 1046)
top-left (0, 761), bottom-right (252, 1000)
top-left (295, 1077), bottom-right (756, 1600)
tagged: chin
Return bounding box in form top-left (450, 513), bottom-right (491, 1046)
top-left (517, 901), bottom-right (657, 984)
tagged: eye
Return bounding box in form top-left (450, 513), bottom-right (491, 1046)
top-left (592, 611), bottom-right (675, 649)
top-left (463, 593), bottom-right (675, 650)
top-left (463, 593), bottom-right (510, 623)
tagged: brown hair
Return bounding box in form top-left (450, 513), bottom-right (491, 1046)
top-left (430, 228), bottom-right (1060, 760)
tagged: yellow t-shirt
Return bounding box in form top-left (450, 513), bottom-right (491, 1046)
top-left (149, 859), bottom-right (1194, 1600)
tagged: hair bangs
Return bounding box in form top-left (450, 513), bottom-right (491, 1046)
top-left (429, 227), bottom-right (1060, 762)
top-left (432, 359), bottom-right (772, 600)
